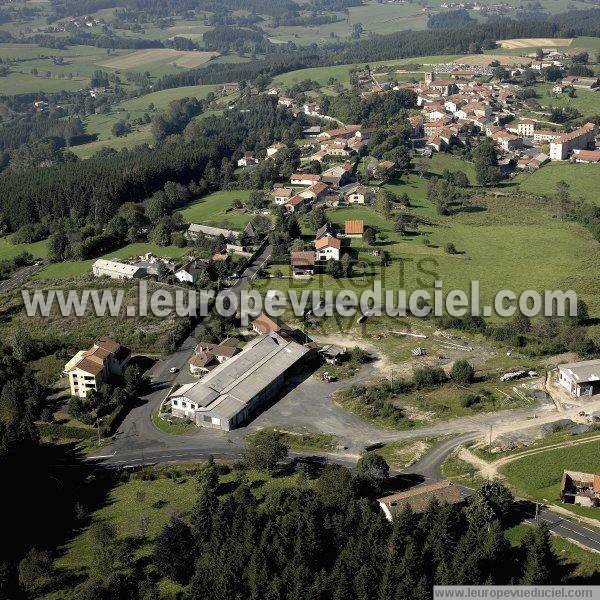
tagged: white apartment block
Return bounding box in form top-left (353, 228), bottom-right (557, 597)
top-left (550, 123), bottom-right (598, 161)
top-left (64, 337), bottom-right (129, 398)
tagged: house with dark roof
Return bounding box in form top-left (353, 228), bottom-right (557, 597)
top-left (291, 251), bottom-right (316, 277)
top-left (378, 481), bottom-right (464, 520)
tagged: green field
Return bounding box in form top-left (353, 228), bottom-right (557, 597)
top-left (517, 162), bottom-right (600, 204)
top-left (0, 234), bottom-right (48, 261)
top-left (71, 84), bottom-right (220, 158)
top-left (264, 1), bottom-right (428, 46)
top-left (500, 439), bottom-right (600, 521)
top-left (255, 159), bottom-right (600, 317)
top-left (533, 83), bottom-right (600, 120)
top-left (119, 83), bottom-right (219, 112)
top-left (178, 189), bottom-right (255, 229)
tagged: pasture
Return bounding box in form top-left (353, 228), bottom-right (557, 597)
top-left (178, 190), bottom-right (255, 229)
top-left (0, 234), bottom-right (48, 261)
top-left (532, 84), bottom-right (600, 120)
top-left (500, 439), bottom-right (600, 521)
top-left (272, 55), bottom-right (459, 88)
top-left (255, 156), bottom-right (600, 318)
top-left (70, 84), bottom-right (219, 159)
top-left (516, 162), bottom-right (600, 205)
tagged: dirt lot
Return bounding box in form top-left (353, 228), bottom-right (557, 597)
top-left (498, 38), bottom-right (572, 49)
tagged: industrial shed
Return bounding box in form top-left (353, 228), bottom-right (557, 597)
top-left (170, 334), bottom-right (310, 430)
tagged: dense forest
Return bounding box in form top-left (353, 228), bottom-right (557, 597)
top-left (56, 459), bottom-right (565, 599)
top-left (0, 115), bottom-right (85, 153)
top-left (0, 96), bottom-right (305, 231)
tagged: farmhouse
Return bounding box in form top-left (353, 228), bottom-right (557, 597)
top-left (64, 337), bottom-right (129, 398)
top-left (344, 184), bottom-right (374, 205)
top-left (315, 236), bottom-right (341, 261)
top-left (174, 259), bottom-right (207, 284)
top-left (237, 153), bottom-right (259, 167)
top-left (273, 187), bottom-right (295, 204)
top-left (291, 251), bottom-right (316, 277)
top-left (92, 259), bottom-right (146, 280)
top-left (557, 359), bottom-right (600, 397)
top-left (378, 480), bottom-right (463, 520)
top-left (560, 471), bottom-right (600, 507)
top-left (170, 334), bottom-right (310, 430)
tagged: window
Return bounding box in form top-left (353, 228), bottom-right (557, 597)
top-left (172, 400), bottom-right (178, 406)
top-left (203, 415), bottom-right (211, 423)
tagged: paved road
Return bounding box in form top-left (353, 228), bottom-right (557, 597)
top-left (519, 504), bottom-right (600, 553)
top-left (0, 262), bottom-right (46, 293)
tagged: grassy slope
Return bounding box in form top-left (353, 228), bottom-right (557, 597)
top-left (0, 234), bottom-right (48, 261)
top-left (272, 55), bottom-right (459, 88)
top-left (255, 157), bottom-right (600, 316)
top-left (533, 83), bottom-right (600, 120)
top-left (177, 189), bottom-right (255, 229)
top-left (517, 163), bottom-right (600, 205)
top-left (500, 439), bottom-right (600, 521)
top-left (71, 84), bottom-right (220, 158)
top-left (54, 466), bottom-right (306, 574)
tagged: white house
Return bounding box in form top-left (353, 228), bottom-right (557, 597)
top-left (344, 184), bottom-right (374, 205)
top-left (174, 260), bottom-right (207, 284)
top-left (315, 235), bottom-right (341, 261)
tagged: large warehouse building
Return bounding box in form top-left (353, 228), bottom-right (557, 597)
top-left (169, 333), bottom-right (310, 430)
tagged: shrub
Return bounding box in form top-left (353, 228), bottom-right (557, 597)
top-left (413, 367), bottom-right (447, 389)
top-left (450, 360), bottom-right (475, 385)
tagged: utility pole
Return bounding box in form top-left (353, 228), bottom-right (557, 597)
top-left (96, 417), bottom-right (103, 445)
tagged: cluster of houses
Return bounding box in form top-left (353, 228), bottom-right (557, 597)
top-left (384, 66), bottom-right (600, 170)
top-left (274, 169), bottom-right (376, 214)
